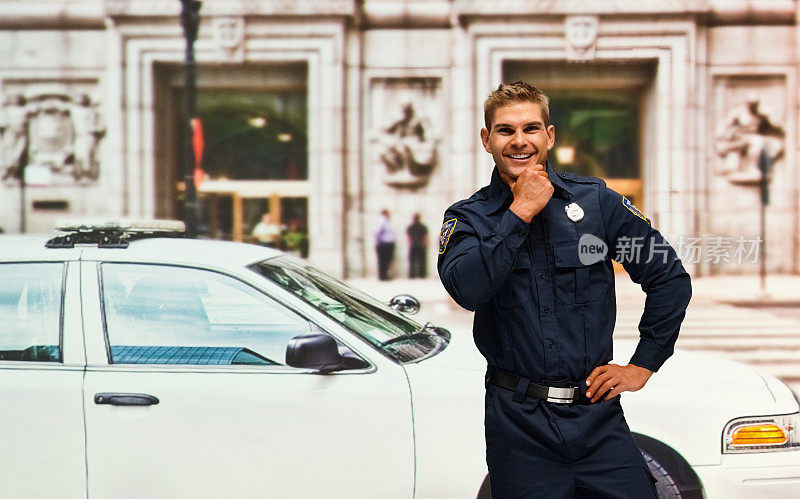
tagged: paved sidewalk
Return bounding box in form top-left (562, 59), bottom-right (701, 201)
top-left (346, 274), bottom-right (800, 308)
top-left (347, 274), bottom-right (800, 394)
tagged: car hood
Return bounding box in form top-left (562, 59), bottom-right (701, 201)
top-left (412, 327), bottom-right (485, 372)
top-left (413, 332), bottom-right (779, 405)
top-left (613, 340), bottom-right (776, 404)
top-left (405, 331), bottom-right (798, 467)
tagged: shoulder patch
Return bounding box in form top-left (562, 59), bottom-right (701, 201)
top-left (438, 218), bottom-right (457, 254)
top-left (622, 196), bottom-right (650, 224)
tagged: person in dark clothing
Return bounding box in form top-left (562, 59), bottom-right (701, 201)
top-left (437, 81), bottom-right (691, 498)
top-left (406, 213), bottom-right (429, 278)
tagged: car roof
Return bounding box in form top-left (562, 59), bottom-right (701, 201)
top-left (0, 235), bottom-right (82, 262)
top-left (83, 237), bottom-right (283, 268)
top-left (0, 235), bottom-right (283, 268)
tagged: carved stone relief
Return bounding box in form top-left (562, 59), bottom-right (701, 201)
top-left (0, 88), bottom-right (105, 185)
top-left (212, 17), bottom-right (245, 62)
top-left (714, 95), bottom-right (785, 185)
top-left (565, 15), bottom-right (599, 61)
top-left (369, 78), bottom-right (440, 189)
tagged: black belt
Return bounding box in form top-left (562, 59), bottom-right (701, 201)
top-left (486, 368), bottom-right (588, 405)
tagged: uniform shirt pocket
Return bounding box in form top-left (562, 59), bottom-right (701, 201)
top-left (553, 242), bottom-right (611, 304)
top-left (495, 250), bottom-right (532, 309)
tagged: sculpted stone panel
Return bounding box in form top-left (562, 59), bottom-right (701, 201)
top-left (706, 75), bottom-right (792, 273)
top-left (369, 78), bottom-right (441, 189)
top-left (712, 80), bottom-right (786, 186)
top-left (714, 97), bottom-right (785, 185)
top-left (0, 84), bottom-right (104, 185)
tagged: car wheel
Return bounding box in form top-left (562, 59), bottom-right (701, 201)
top-left (478, 452), bottom-right (684, 499)
top-left (641, 449), bottom-right (682, 498)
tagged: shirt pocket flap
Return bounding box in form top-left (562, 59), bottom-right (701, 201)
top-left (554, 243), bottom-right (586, 268)
top-left (554, 241), bottom-right (608, 267)
top-left (512, 250), bottom-right (532, 270)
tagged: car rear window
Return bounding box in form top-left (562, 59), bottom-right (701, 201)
top-left (0, 263), bottom-right (64, 363)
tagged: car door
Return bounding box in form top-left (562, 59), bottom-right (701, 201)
top-left (0, 260), bottom-right (87, 498)
top-left (81, 261), bottom-right (414, 499)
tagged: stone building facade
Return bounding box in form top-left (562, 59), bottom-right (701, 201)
top-left (1, 0), bottom-right (798, 277)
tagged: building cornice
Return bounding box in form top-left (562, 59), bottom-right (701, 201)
top-left (455, 0), bottom-right (797, 25)
top-left (0, 1), bottom-right (105, 29)
top-left (104, 0), bottom-right (357, 18)
top-left (454, 0), bottom-right (710, 17)
top-left (360, 0), bottom-right (453, 28)
top-left (0, 0), bottom-right (794, 30)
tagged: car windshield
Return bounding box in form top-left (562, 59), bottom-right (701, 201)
top-left (251, 256), bottom-right (448, 363)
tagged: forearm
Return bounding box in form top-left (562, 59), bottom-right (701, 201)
top-left (629, 268), bottom-right (692, 371)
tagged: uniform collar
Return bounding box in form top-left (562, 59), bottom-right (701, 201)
top-left (548, 165), bottom-right (573, 200)
top-left (486, 162), bottom-right (572, 215)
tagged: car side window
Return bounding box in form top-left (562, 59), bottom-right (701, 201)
top-left (0, 263), bottom-right (63, 362)
top-left (101, 263), bottom-right (311, 366)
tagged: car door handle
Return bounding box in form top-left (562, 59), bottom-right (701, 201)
top-left (94, 393), bottom-right (160, 406)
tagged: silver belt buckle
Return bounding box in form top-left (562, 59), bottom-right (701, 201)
top-left (546, 386), bottom-right (576, 404)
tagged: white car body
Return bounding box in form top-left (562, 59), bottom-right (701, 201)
top-left (0, 235), bottom-right (798, 498)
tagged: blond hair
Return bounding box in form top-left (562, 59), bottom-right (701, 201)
top-left (483, 81), bottom-right (550, 129)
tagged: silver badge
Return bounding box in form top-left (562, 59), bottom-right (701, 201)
top-left (565, 203), bottom-right (584, 222)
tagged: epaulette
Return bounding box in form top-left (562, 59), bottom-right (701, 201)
top-left (555, 171), bottom-right (603, 185)
top-left (446, 185), bottom-right (491, 212)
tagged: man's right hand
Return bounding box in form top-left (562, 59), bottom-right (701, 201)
top-left (499, 165), bottom-right (554, 223)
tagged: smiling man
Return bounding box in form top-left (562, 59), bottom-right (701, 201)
top-left (437, 81), bottom-right (692, 498)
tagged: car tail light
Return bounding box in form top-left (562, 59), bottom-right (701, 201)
top-left (723, 413), bottom-right (800, 453)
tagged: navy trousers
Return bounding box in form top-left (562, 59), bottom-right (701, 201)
top-left (485, 385), bottom-right (658, 499)
top-left (376, 242), bottom-right (395, 280)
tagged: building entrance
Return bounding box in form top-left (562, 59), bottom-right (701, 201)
top-left (548, 90), bottom-right (642, 205)
top-left (503, 61), bottom-right (655, 207)
top-left (153, 63), bottom-right (308, 249)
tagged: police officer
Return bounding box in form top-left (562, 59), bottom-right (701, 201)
top-left (437, 81), bottom-right (691, 498)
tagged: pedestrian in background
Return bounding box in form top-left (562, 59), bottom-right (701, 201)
top-left (406, 213), bottom-right (428, 278)
top-left (251, 213), bottom-right (282, 248)
top-left (375, 209), bottom-right (396, 280)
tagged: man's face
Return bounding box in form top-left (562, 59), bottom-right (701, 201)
top-left (480, 101), bottom-right (555, 183)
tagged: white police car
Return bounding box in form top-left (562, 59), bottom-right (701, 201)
top-left (1, 220), bottom-right (798, 498)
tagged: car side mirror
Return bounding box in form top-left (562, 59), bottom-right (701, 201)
top-left (388, 294), bottom-right (420, 315)
top-left (286, 333), bottom-right (344, 373)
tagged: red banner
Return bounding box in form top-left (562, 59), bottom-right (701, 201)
top-left (191, 118), bottom-right (204, 187)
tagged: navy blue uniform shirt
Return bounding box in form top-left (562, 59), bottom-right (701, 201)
top-left (438, 166), bottom-right (691, 383)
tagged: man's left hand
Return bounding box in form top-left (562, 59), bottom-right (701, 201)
top-left (585, 364), bottom-right (653, 403)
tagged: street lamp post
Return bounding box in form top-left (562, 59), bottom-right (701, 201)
top-left (757, 146), bottom-right (774, 295)
top-left (180, 0), bottom-right (201, 237)
top-left (19, 157), bottom-right (27, 233)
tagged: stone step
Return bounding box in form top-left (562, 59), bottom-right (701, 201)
top-left (749, 367), bottom-right (800, 382)
top-left (691, 353), bottom-right (800, 365)
top-left (614, 328), bottom-right (800, 338)
top-left (674, 340), bottom-right (800, 351)
top-left (616, 313), bottom-right (797, 326)
top-left (618, 341), bottom-right (800, 351)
